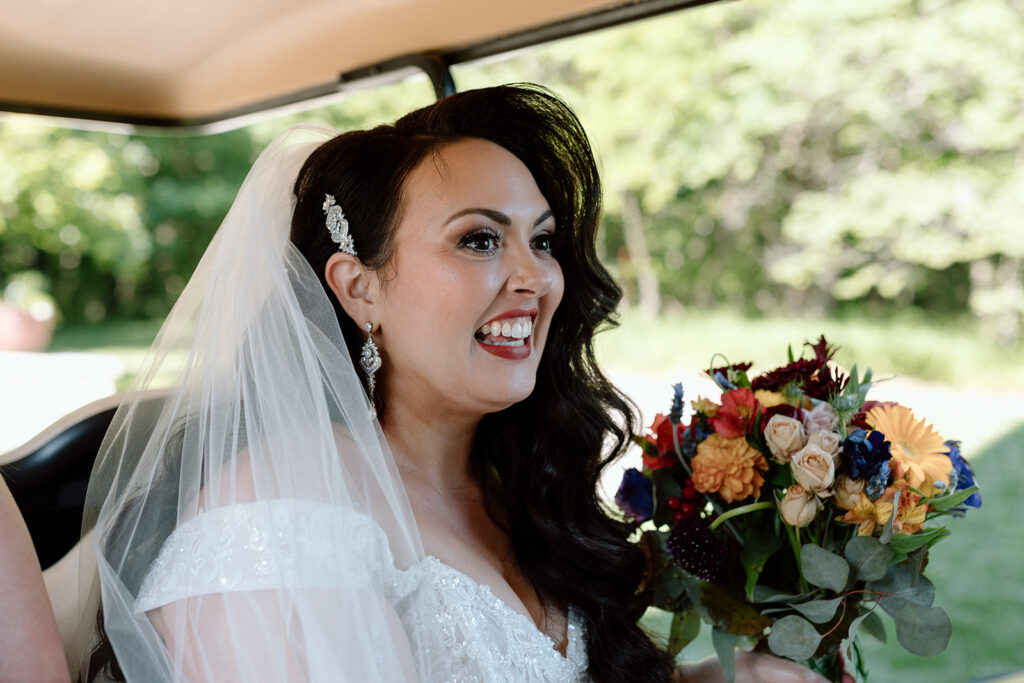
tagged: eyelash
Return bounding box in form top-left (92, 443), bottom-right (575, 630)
top-left (458, 229), bottom-right (557, 255)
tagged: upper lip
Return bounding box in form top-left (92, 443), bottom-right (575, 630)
top-left (481, 308), bottom-right (538, 326)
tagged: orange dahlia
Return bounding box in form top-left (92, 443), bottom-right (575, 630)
top-left (691, 433), bottom-right (769, 503)
top-left (866, 404), bottom-right (951, 497)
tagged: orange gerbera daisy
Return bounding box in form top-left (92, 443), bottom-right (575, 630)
top-left (866, 404), bottom-right (951, 497)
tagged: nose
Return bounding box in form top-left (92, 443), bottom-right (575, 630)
top-left (506, 241), bottom-right (557, 298)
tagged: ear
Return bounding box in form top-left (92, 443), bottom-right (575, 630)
top-left (325, 252), bottom-right (377, 326)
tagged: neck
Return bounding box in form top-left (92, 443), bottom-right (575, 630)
top-left (382, 400), bottom-right (482, 495)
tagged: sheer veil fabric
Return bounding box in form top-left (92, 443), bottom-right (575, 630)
top-left (80, 124), bottom-right (440, 681)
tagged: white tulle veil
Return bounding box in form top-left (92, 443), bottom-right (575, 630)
top-left (79, 123), bottom-right (436, 681)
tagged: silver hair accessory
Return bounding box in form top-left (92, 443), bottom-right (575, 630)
top-left (322, 193), bottom-right (357, 255)
top-left (360, 322), bottom-right (382, 406)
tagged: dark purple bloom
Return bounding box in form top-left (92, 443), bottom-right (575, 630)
top-left (615, 468), bottom-right (654, 522)
top-left (945, 440), bottom-right (982, 508)
top-left (667, 519), bottom-right (730, 582)
top-left (842, 429), bottom-right (892, 481)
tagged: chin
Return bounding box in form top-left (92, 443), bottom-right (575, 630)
top-left (479, 382), bottom-right (536, 414)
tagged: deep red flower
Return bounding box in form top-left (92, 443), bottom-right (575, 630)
top-left (765, 403), bottom-right (803, 422)
top-left (710, 388), bottom-right (764, 438)
top-left (802, 364), bottom-right (849, 401)
top-left (751, 335), bottom-right (837, 393)
top-left (706, 361), bottom-right (753, 379)
top-left (641, 413), bottom-right (686, 468)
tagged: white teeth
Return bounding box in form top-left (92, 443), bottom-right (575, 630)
top-left (477, 316), bottom-right (533, 340)
top-left (481, 338), bottom-right (525, 347)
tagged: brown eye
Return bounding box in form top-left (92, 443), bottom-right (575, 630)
top-left (460, 229), bottom-right (501, 254)
top-left (531, 233), bottom-right (555, 254)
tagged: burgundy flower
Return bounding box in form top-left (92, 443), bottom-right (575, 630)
top-left (667, 520), bottom-right (730, 582)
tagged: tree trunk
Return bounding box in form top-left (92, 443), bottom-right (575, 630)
top-left (620, 191), bottom-right (661, 319)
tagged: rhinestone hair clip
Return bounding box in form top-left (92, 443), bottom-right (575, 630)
top-left (322, 194), bottom-right (357, 255)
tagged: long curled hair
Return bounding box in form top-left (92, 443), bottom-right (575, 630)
top-left (290, 84), bottom-right (674, 682)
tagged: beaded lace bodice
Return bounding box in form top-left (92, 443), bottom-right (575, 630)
top-left (135, 500), bottom-right (588, 682)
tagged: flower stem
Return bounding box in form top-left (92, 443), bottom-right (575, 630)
top-left (709, 501), bottom-right (774, 532)
top-left (788, 524), bottom-right (810, 593)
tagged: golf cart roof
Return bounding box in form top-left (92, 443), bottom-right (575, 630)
top-left (0, 0), bottom-right (714, 133)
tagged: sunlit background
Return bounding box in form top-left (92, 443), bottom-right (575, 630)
top-left (1, 0), bottom-right (1022, 680)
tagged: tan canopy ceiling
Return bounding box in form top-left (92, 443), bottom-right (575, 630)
top-left (0, 0), bottom-right (714, 131)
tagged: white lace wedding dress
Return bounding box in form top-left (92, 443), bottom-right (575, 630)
top-left (135, 500), bottom-right (589, 682)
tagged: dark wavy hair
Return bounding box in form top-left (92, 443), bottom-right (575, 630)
top-left (290, 84), bottom-right (674, 682)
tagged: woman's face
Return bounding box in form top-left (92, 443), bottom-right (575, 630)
top-left (374, 138), bottom-right (564, 418)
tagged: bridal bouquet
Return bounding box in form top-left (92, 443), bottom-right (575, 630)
top-left (615, 337), bottom-right (981, 682)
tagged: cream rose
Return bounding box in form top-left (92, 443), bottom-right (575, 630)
top-left (778, 485), bottom-right (817, 527)
top-left (809, 430), bottom-right (842, 462)
top-left (763, 414), bottom-right (806, 464)
top-left (833, 475), bottom-right (865, 510)
top-left (803, 402), bottom-right (838, 435)
top-left (790, 443), bottom-right (836, 492)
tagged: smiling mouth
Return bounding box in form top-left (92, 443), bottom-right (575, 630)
top-left (474, 316), bottom-right (533, 347)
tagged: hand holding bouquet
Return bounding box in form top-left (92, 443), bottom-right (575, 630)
top-left (616, 337), bottom-right (981, 682)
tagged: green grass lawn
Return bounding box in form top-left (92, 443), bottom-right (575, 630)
top-left (595, 308), bottom-right (1024, 390)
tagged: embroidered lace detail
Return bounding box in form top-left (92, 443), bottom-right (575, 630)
top-left (401, 557), bottom-right (588, 682)
top-left (135, 501), bottom-right (589, 681)
top-left (135, 500), bottom-right (394, 611)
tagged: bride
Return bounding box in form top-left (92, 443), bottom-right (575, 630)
top-left (80, 84), bottom-right (825, 682)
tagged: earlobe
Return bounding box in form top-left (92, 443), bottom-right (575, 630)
top-left (325, 253), bottom-right (375, 323)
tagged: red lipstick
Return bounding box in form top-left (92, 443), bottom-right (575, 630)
top-left (475, 308), bottom-right (538, 360)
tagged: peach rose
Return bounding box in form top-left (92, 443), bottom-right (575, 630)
top-left (803, 402), bottom-right (838, 435)
top-left (790, 443), bottom-right (836, 492)
top-left (809, 430), bottom-right (842, 462)
top-left (833, 475), bottom-right (865, 510)
top-left (763, 414), bottom-right (807, 464)
top-left (691, 433), bottom-right (769, 503)
top-left (778, 485), bottom-right (817, 527)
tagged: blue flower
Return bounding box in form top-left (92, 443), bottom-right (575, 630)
top-left (615, 468), bottom-right (654, 521)
top-left (842, 429), bottom-right (892, 481)
top-left (945, 440), bottom-right (982, 508)
top-left (865, 460), bottom-right (891, 500)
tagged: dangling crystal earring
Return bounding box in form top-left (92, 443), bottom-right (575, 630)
top-left (360, 322), bottom-right (382, 405)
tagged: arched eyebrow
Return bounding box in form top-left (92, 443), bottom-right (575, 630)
top-left (444, 208), bottom-right (553, 227)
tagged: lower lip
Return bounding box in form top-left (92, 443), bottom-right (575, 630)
top-left (476, 335), bottom-right (532, 360)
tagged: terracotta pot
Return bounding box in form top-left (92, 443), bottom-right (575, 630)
top-left (0, 303), bottom-right (55, 352)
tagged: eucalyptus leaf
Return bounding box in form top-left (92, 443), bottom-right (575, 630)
top-left (865, 565), bottom-right (935, 616)
top-left (668, 609), bottom-right (701, 656)
top-left (767, 615), bottom-right (822, 660)
top-left (712, 628), bottom-right (738, 683)
top-left (752, 586), bottom-right (819, 604)
top-left (858, 611), bottom-right (887, 643)
top-left (893, 603), bottom-right (952, 656)
top-left (906, 546), bottom-right (927, 585)
top-left (844, 536), bottom-right (893, 581)
top-left (801, 544), bottom-right (849, 592)
top-left (788, 597), bottom-right (844, 624)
